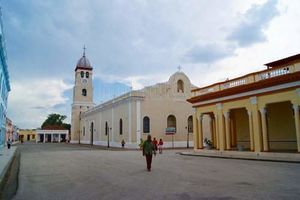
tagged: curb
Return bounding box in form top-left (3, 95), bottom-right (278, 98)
top-left (0, 148), bottom-right (20, 199)
top-left (179, 152), bottom-right (300, 164)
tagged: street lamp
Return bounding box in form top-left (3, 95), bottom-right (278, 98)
top-left (185, 126), bottom-right (189, 148)
top-left (107, 127), bottom-right (112, 148)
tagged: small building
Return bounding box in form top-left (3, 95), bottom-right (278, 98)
top-left (36, 126), bottom-right (69, 143)
top-left (188, 54), bottom-right (300, 153)
top-left (19, 129), bottom-right (36, 142)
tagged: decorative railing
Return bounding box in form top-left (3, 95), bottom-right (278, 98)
top-left (192, 64), bottom-right (299, 97)
top-left (221, 78), bottom-right (246, 89)
top-left (257, 67), bottom-right (290, 80)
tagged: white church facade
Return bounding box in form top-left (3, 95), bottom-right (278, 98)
top-left (71, 50), bottom-right (196, 148)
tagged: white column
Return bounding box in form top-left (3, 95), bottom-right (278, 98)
top-left (192, 112), bottom-right (198, 150)
top-left (260, 108), bottom-right (269, 151)
top-left (198, 115), bottom-right (203, 149)
top-left (293, 104), bottom-right (300, 152)
top-left (136, 100), bottom-right (141, 145)
top-left (36, 134), bottom-right (38, 143)
top-left (43, 133), bottom-right (46, 143)
top-left (128, 99), bottom-right (132, 143)
top-left (51, 133), bottom-right (54, 143)
top-left (214, 113), bottom-right (219, 149)
top-left (58, 134), bottom-right (61, 143)
top-left (66, 132), bottom-right (69, 141)
top-left (224, 111), bottom-right (231, 150)
top-left (247, 110), bottom-right (254, 151)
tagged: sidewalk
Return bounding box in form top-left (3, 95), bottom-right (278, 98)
top-left (180, 149), bottom-right (300, 163)
top-left (0, 146), bottom-right (19, 199)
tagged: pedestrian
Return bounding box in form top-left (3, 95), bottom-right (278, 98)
top-left (121, 139), bottom-right (125, 148)
top-left (152, 137), bottom-right (158, 151)
top-left (7, 139), bottom-right (11, 149)
top-left (158, 138), bottom-right (163, 154)
top-left (139, 138), bottom-right (144, 150)
top-left (143, 135), bottom-right (156, 171)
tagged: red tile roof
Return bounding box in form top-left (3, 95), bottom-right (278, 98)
top-left (265, 53), bottom-right (300, 68)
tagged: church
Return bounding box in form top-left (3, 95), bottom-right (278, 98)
top-left (71, 50), bottom-right (196, 148)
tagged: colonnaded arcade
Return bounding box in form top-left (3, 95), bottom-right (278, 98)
top-left (188, 54), bottom-right (300, 153)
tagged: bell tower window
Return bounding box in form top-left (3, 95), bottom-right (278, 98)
top-left (80, 71), bottom-right (84, 78)
top-left (82, 89), bottom-right (87, 96)
top-left (177, 80), bottom-right (184, 93)
top-left (86, 72), bottom-right (89, 78)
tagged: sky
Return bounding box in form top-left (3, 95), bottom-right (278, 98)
top-left (1, 0), bottom-right (300, 129)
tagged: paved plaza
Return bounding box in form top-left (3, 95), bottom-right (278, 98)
top-left (13, 143), bottom-right (300, 200)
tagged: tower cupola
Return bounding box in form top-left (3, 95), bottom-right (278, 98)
top-left (75, 46), bottom-right (93, 71)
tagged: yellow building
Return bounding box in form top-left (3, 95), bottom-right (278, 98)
top-left (188, 54), bottom-right (300, 153)
top-left (19, 129), bottom-right (36, 142)
top-left (71, 49), bottom-right (196, 148)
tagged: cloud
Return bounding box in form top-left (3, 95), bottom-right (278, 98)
top-left (2, 0), bottom-right (299, 128)
top-left (7, 79), bottom-right (72, 128)
top-left (184, 43), bottom-right (235, 63)
top-left (227, 0), bottom-right (280, 47)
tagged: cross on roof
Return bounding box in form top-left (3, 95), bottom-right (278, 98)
top-left (178, 65), bottom-right (182, 72)
top-left (83, 45), bottom-right (86, 56)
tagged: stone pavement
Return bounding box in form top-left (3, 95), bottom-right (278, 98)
top-left (13, 143), bottom-right (300, 200)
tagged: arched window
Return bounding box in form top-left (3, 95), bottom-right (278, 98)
top-left (105, 122), bottom-right (108, 135)
top-left (119, 119), bottom-right (123, 135)
top-left (143, 116), bottom-right (150, 133)
top-left (167, 115), bottom-right (176, 132)
top-left (177, 80), bottom-right (184, 93)
top-left (80, 71), bottom-right (84, 78)
top-left (188, 115), bottom-right (193, 133)
top-left (82, 89), bottom-right (87, 96)
top-left (86, 72), bottom-right (89, 78)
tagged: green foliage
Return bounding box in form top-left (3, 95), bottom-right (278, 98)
top-left (41, 113), bottom-right (69, 129)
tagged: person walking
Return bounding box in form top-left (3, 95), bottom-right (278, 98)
top-left (143, 135), bottom-right (156, 171)
top-left (121, 139), bottom-right (125, 148)
top-left (7, 139), bottom-right (11, 149)
top-left (152, 137), bottom-right (158, 151)
top-left (158, 138), bottom-right (163, 154)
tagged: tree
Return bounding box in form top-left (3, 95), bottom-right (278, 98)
top-left (41, 113), bottom-right (68, 129)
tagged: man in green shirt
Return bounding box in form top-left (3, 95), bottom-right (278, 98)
top-left (143, 135), bottom-right (156, 171)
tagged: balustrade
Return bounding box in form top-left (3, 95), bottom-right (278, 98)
top-left (192, 65), bottom-right (296, 98)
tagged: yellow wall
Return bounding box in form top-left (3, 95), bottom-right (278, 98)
top-left (267, 101), bottom-right (297, 150)
top-left (19, 130), bottom-right (36, 141)
top-left (231, 108), bottom-right (250, 149)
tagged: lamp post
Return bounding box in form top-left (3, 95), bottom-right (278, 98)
top-left (107, 126), bottom-right (110, 148)
top-left (185, 126), bottom-right (189, 148)
top-left (107, 127), bottom-right (112, 148)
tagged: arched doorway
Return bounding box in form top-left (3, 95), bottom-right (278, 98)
top-left (230, 108), bottom-right (251, 151)
top-left (266, 101), bottom-right (297, 151)
top-left (187, 115), bottom-right (193, 148)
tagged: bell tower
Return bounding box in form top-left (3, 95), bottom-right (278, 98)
top-left (70, 46), bottom-right (94, 143)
